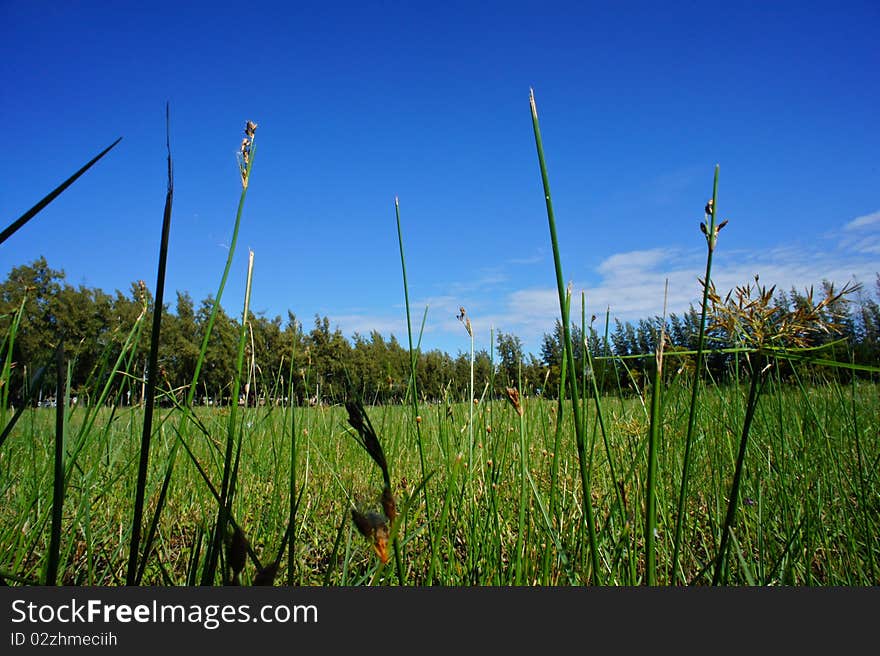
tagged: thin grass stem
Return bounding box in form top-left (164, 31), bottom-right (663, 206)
top-left (125, 107), bottom-right (173, 585)
top-left (671, 165), bottom-right (719, 583)
top-left (529, 88), bottom-right (601, 583)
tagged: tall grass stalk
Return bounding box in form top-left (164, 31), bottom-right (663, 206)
top-left (514, 362), bottom-right (528, 585)
top-left (125, 108), bottom-right (173, 585)
top-left (671, 165), bottom-right (720, 584)
top-left (153, 120), bottom-right (257, 584)
top-left (467, 320), bottom-right (474, 477)
top-left (394, 197), bottom-right (432, 580)
top-left (645, 281), bottom-right (668, 585)
top-left (580, 296), bottom-right (625, 528)
top-left (142, 123), bottom-right (255, 585)
top-left (187, 123), bottom-right (256, 411)
top-left (712, 353), bottom-right (767, 584)
top-left (205, 249), bottom-right (255, 585)
top-left (44, 346), bottom-right (67, 585)
top-left (529, 88), bottom-right (601, 583)
top-left (287, 322), bottom-right (300, 585)
top-left (548, 309), bottom-right (569, 519)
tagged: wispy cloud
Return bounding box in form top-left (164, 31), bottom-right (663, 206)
top-left (843, 210), bottom-right (880, 231)
top-left (318, 211), bottom-right (880, 357)
top-left (479, 232), bottom-right (878, 354)
top-left (507, 251), bottom-right (545, 266)
top-left (840, 210), bottom-right (880, 255)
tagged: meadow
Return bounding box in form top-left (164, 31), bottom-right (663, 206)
top-left (1, 377), bottom-right (877, 586)
top-left (1, 95), bottom-right (877, 586)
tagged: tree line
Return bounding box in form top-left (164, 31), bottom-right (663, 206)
top-left (2, 258), bottom-right (878, 407)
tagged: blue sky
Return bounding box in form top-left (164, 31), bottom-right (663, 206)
top-left (2, 1), bottom-right (878, 358)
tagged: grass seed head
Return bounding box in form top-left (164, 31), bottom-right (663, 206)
top-left (237, 120), bottom-right (258, 188)
top-left (707, 275), bottom-right (860, 349)
top-left (504, 386), bottom-right (524, 416)
top-left (457, 306), bottom-right (473, 337)
top-left (351, 508), bottom-right (391, 564)
top-left (345, 399), bottom-right (389, 485)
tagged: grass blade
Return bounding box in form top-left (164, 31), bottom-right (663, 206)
top-left (44, 344), bottom-right (66, 585)
top-left (1, 138), bottom-right (122, 246)
top-left (529, 88), bottom-right (601, 583)
top-left (671, 166), bottom-right (720, 584)
top-left (125, 106), bottom-right (173, 585)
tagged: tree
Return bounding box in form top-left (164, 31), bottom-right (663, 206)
top-left (496, 331), bottom-right (524, 388)
top-left (0, 258), bottom-right (65, 400)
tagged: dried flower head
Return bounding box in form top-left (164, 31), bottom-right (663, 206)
top-left (504, 386), bottom-right (524, 416)
top-left (351, 507), bottom-right (391, 564)
top-left (457, 306), bottom-right (473, 337)
top-left (345, 399), bottom-right (389, 484)
top-left (237, 120), bottom-right (258, 188)
top-left (706, 275), bottom-right (860, 350)
top-left (698, 198), bottom-right (730, 251)
top-left (700, 216), bottom-right (728, 251)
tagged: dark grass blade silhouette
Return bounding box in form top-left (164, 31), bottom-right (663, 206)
top-left (125, 108), bottom-right (171, 586)
top-left (1, 138), bottom-right (122, 246)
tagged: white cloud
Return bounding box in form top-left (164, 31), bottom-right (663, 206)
top-left (843, 210), bottom-right (880, 231)
top-left (318, 213), bottom-right (880, 357)
top-left (507, 252), bottom-right (544, 266)
top-left (478, 242), bottom-right (877, 355)
top-left (839, 210), bottom-right (880, 255)
top-left (596, 248), bottom-right (675, 277)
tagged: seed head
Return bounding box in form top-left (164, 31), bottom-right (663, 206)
top-left (504, 386), bottom-right (524, 416)
top-left (457, 306), bottom-right (473, 337)
top-left (351, 508), bottom-right (391, 564)
top-left (707, 275), bottom-right (860, 350)
top-left (237, 120), bottom-right (258, 188)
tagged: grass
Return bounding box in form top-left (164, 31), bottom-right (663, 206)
top-left (0, 379), bottom-right (877, 586)
top-left (1, 94), bottom-right (878, 587)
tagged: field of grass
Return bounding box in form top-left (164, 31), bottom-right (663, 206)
top-left (1, 373), bottom-right (877, 586)
top-left (2, 96), bottom-right (877, 587)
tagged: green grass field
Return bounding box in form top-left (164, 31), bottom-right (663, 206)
top-left (1, 374), bottom-right (877, 586)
